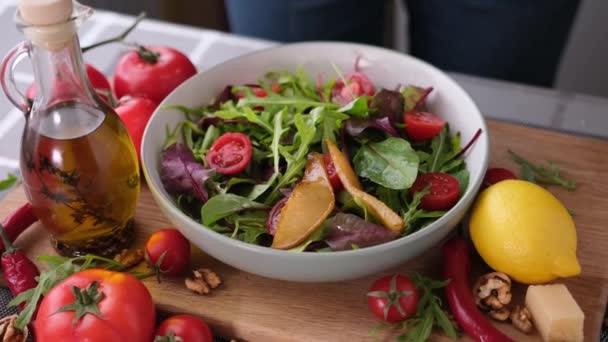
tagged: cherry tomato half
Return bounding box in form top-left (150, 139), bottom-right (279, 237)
top-left (155, 314), bottom-right (213, 342)
top-left (266, 197), bottom-right (288, 235)
top-left (404, 111), bottom-right (446, 141)
top-left (206, 132), bottom-right (253, 175)
top-left (114, 96), bottom-right (158, 164)
top-left (322, 153), bottom-right (343, 191)
top-left (367, 274), bottom-right (419, 323)
top-left (410, 173), bottom-right (460, 211)
top-left (482, 167), bottom-right (517, 189)
top-left (145, 228), bottom-right (191, 276)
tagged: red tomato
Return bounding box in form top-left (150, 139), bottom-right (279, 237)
top-left (114, 96), bottom-right (158, 163)
top-left (145, 228), bottom-right (191, 276)
top-left (206, 132), bottom-right (253, 175)
top-left (235, 85), bottom-right (268, 99)
top-left (404, 111), bottom-right (446, 141)
top-left (331, 71), bottom-right (375, 105)
top-left (34, 269), bottom-right (155, 342)
top-left (322, 153), bottom-right (343, 191)
top-left (410, 173), bottom-right (460, 211)
top-left (482, 167), bottom-right (517, 189)
top-left (155, 315), bottom-right (213, 342)
top-left (367, 274), bottom-right (419, 323)
top-left (26, 64), bottom-right (111, 103)
top-left (114, 46), bottom-right (197, 104)
top-left (266, 197), bottom-right (288, 235)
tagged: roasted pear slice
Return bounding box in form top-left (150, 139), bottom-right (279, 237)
top-left (325, 140), bottom-right (404, 233)
top-left (271, 153), bottom-right (335, 249)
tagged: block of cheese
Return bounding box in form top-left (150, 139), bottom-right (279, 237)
top-left (525, 284), bottom-right (584, 342)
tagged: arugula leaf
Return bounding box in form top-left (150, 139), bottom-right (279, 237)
top-left (452, 169), bottom-right (470, 196)
top-left (271, 109), bottom-right (287, 173)
top-left (353, 137), bottom-right (419, 190)
top-left (265, 158), bottom-right (306, 205)
top-left (337, 96), bottom-right (371, 117)
top-left (509, 150), bottom-right (576, 190)
top-left (377, 186), bottom-right (403, 213)
top-left (247, 173), bottom-right (278, 200)
top-left (200, 124), bottom-right (220, 152)
top-left (428, 127), bottom-right (448, 173)
top-left (265, 67), bottom-right (320, 100)
top-left (0, 173), bottom-right (18, 191)
top-left (236, 91), bottom-right (337, 113)
top-left (402, 187), bottom-right (446, 235)
top-left (201, 194), bottom-right (268, 226)
top-left (293, 113), bottom-right (318, 163)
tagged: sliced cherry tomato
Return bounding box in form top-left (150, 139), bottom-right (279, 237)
top-left (404, 111), bottom-right (446, 141)
top-left (114, 96), bottom-right (158, 164)
top-left (155, 314), bottom-right (213, 342)
top-left (367, 274), bottom-right (419, 323)
top-left (482, 167), bottom-right (517, 189)
top-left (322, 153), bottom-right (343, 191)
top-left (114, 46), bottom-right (197, 104)
top-left (206, 132), bottom-right (252, 175)
top-left (331, 71), bottom-right (375, 105)
top-left (265, 197), bottom-right (288, 235)
top-left (410, 173), bottom-right (460, 211)
top-left (145, 228), bottom-right (191, 276)
top-left (26, 63), bottom-right (112, 104)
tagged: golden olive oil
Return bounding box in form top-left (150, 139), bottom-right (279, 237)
top-left (21, 101), bottom-right (140, 257)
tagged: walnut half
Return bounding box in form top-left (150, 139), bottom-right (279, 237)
top-left (185, 268), bottom-right (222, 295)
top-left (113, 248), bottom-right (144, 269)
top-left (0, 315), bottom-right (28, 342)
top-left (473, 272), bottom-right (512, 321)
top-left (510, 305), bottom-right (534, 334)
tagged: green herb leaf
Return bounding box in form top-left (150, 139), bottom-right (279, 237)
top-left (353, 137), bottom-right (419, 190)
top-left (337, 96), bottom-right (371, 117)
top-left (452, 169), bottom-right (470, 196)
top-left (247, 173), bottom-right (278, 200)
top-left (0, 173), bottom-right (18, 191)
top-left (509, 150), bottom-right (576, 190)
top-left (201, 194), bottom-right (268, 226)
top-left (431, 301), bottom-right (458, 338)
top-left (271, 109), bottom-right (287, 173)
top-left (401, 85), bottom-right (432, 112)
top-left (428, 127), bottom-right (448, 173)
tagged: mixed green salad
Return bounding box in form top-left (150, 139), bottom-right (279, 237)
top-left (160, 65), bottom-right (480, 252)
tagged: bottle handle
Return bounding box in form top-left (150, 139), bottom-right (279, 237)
top-left (1, 41), bottom-right (31, 113)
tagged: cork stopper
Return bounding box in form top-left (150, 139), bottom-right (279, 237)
top-left (18, 0), bottom-right (74, 26)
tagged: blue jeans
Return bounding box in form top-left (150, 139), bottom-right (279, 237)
top-left (224, 0), bottom-right (580, 87)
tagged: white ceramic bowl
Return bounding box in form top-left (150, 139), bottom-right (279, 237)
top-left (141, 42), bottom-right (488, 282)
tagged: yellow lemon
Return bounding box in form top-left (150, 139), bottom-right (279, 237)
top-left (469, 180), bottom-right (581, 284)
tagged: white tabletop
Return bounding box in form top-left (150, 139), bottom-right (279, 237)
top-left (0, 1), bottom-right (607, 183)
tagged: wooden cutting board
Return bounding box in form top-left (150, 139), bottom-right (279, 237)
top-left (1, 120), bottom-right (607, 341)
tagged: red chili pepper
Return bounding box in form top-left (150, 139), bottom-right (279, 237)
top-left (0, 203), bottom-right (38, 254)
top-left (442, 238), bottom-right (513, 342)
top-left (0, 224), bottom-right (40, 310)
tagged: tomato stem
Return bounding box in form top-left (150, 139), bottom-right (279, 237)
top-left (56, 281), bottom-right (105, 325)
top-left (81, 12), bottom-right (146, 53)
top-left (137, 46), bottom-right (161, 64)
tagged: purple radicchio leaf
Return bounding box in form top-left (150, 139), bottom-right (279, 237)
top-left (160, 143), bottom-right (214, 203)
top-left (211, 85), bottom-right (237, 110)
top-left (344, 117), bottom-right (399, 137)
top-left (324, 213), bottom-right (399, 251)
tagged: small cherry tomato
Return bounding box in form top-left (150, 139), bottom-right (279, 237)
top-left (410, 173), bottom-right (460, 211)
top-left (145, 228), bottom-right (191, 276)
top-left (34, 269), bottom-right (156, 342)
top-left (26, 63), bottom-right (112, 103)
top-left (266, 197), bottom-right (288, 235)
top-left (404, 111), bottom-right (446, 141)
top-left (114, 46), bottom-right (197, 104)
top-left (206, 132), bottom-right (253, 175)
top-left (482, 167), bottom-right (517, 189)
top-left (235, 85), bottom-right (268, 99)
top-left (114, 96), bottom-right (158, 164)
top-left (322, 153), bottom-right (343, 191)
top-left (332, 71), bottom-right (375, 105)
top-left (367, 274), bottom-right (419, 323)
top-left (155, 314), bottom-right (213, 342)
